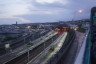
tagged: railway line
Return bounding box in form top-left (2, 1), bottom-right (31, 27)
top-left (4, 33), bottom-right (59, 64)
top-left (0, 30), bottom-right (49, 56)
top-left (46, 30), bottom-right (75, 64)
top-left (56, 30), bottom-right (75, 64)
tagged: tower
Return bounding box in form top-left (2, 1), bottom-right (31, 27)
top-left (16, 21), bottom-right (17, 26)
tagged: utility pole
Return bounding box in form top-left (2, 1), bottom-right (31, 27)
top-left (24, 37), bottom-right (25, 45)
top-left (28, 48), bottom-right (29, 62)
top-left (44, 41), bottom-right (46, 54)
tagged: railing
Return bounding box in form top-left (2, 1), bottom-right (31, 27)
top-left (74, 29), bottom-right (90, 64)
top-left (83, 29), bottom-right (91, 64)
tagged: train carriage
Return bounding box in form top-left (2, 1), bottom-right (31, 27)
top-left (55, 24), bottom-right (70, 34)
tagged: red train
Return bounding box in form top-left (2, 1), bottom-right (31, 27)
top-left (55, 24), bottom-right (69, 34)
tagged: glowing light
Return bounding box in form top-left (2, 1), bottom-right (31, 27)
top-left (78, 10), bottom-right (83, 13)
top-left (5, 44), bottom-right (10, 48)
top-left (27, 26), bottom-right (31, 29)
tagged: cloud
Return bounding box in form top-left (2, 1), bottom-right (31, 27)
top-left (17, 17), bottom-right (31, 23)
top-left (0, 17), bottom-right (31, 25)
top-left (0, 0), bottom-right (96, 24)
top-left (35, 0), bottom-right (68, 5)
top-left (0, 0), bottom-right (33, 18)
top-left (0, 0), bottom-right (33, 24)
top-left (36, 0), bottom-right (57, 4)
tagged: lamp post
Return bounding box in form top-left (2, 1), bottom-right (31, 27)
top-left (27, 41), bottom-right (31, 62)
top-left (27, 48), bottom-right (30, 62)
top-left (44, 41), bottom-right (45, 53)
top-left (31, 33), bottom-right (34, 41)
top-left (24, 37), bottom-right (25, 45)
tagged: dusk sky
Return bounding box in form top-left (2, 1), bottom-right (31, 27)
top-left (0, 0), bottom-right (96, 25)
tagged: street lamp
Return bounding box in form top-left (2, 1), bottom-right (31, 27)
top-left (27, 40), bottom-right (33, 62)
top-left (24, 37), bottom-right (25, 44)
top-left (31, 33), bottom-right (34, 41)
top-left (27, 47), bottom-right (30, 62)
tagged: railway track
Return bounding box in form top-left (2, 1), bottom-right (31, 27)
top-left (0, 31), bottom-right (49, 56)
top-left (4, 34), bottom-right (59, 64)
top-left (55, 30), bottom-right (75, 64)
top-left (47, 30), bottom-right (75, 64)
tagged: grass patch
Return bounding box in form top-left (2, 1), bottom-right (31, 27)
top-left (27, 43), bottom-right (33, 47)
top-left (49, 47), bottom-right (55, 52)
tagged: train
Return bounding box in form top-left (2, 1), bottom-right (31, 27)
top-left (55, 23), bottom-right (70, 34)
